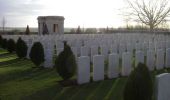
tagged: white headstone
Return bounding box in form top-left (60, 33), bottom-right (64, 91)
top-left (44, 43), bottom-right (54, 68)
top-left (75, 40), bottom-right (81, 56)
top-left (135, 43), bottom-right (142, 51)
top-left (156, 73), bottom-right (170, 100)
top-left (127, 43), bottom-right (133, 53)
top-left (91, 46), bottom-right (98, 62)
top-left (101, 45), bottom-right (109, 60)
top-left (111, 44), bottom-right (117, 53)
top-left (108, 53), bottom-right (119, 79)
top-left (122, 52), bottom-right (132, 76)
top-left (93, 55), bottom-right (104, 81)
top-left (165, 48), bottom-right (170, 68)
top-left (143, 42), bottom-right (149, 56)
top-left (147, 50), bottom-right (155, 71)
top-left (26, 39), bottom-right (33, 59)
top-left (81, 46), bottom-right (89, 56)
top-left (156, 49), bottom-right (164, 70)
top-left (135, 51), bottom-right (144, 66)
top-left (77, 56), bottom-right (90, 84)
top-left (119, 44), bottom-right (126, 58)
top-left (149, 42), bottom-right (155, 51)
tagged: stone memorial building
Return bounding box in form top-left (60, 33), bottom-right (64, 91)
top-left (37, 16), bottom-right (65, 35)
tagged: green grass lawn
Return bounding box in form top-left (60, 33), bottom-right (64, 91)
top-left (0, 49), bottom-right (8, 55)
top-left (0, 49), bottom-right (169, 100)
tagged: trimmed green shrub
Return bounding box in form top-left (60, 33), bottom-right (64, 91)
top-left (1, 38), bottom-right (7, 49)
top-left (0, 35), bottom-right (3, 47)
top-left (25, 25), bottom-right (30, 35)
top-left (123, 63), bottom-right (153, 100)
top-left (29, 42), bottom-right (44, 67)
top-left (55, 42), bottom-right (77, 80)
top-left (7, 39), bottom-right (16, 53)
top-left (16, 37), bottom-right (28, 58)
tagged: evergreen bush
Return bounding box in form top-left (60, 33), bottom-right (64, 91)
top-left (29, 42), bottom-right (44, 67)
top-left (55, 42), bottom-right (77, 80)
top-left (123, 63), bottom-right (153, 100)
top-left (7, 39), bottom-right (15, 53)
top-left (16, 37), bottom-right (28, 58)
top-left (1, 38), bottom-right (7, 49)
top-left (0, 35), bottom-right (3, 47)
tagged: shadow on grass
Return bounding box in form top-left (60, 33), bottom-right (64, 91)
top-left (0, 59), bottom-right (58, 85)
top-left (0, 58), bottom-right (21, 66)
top-left (53, 81), bottom-right (102, 100)
top-left (18, 68), bottom-right (58, 82)
top-left (21, 83), bottom-right (63, 100)
top-left (0, 52), bottom-right (12, 57)
top-left (87, 79), bottom-right (116, 100)
top-left (0, 68), bottom-right (58, 84)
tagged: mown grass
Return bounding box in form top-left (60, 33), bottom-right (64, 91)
top-left (0, 50), bottom-right (169, 100)
top-left (0, 53), bottom-right (17, 62)
top-left (0, 49), bottom-right (8, 55)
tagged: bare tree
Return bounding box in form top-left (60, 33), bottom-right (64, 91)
top-left (124, 0), bottom-right (170, 32)
top-left (2, 17), bottom-right (6, 34)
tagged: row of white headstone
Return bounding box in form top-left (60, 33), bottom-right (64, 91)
top-left (1, 34), bottom-right (170, 83)
top-left (77, 48), bottom-right (170, 84)
top-left (2, 34), bottom-right (170, 50)
top-left (1, 34), bottom-right (170, 62)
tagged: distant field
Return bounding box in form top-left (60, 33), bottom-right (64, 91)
top-left (0, 27), bottom-right (72, 33)
top-left (0, 49), bottom-right (169, 100)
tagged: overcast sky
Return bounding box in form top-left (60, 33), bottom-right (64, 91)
top-left (0, 0), bottom-right (126, 28)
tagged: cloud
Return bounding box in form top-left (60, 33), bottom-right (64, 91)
top-left (0, 0), bottom-right (126, 27)
top-left (0, 0), bottom-right (44, 16)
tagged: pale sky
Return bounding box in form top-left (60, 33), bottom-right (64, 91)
top-left (0, 0), bottom-right (126, 28)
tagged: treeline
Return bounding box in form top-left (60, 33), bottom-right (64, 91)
top-left (65, 26), bottom-right (170, 34)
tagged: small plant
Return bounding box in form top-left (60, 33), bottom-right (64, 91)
top-left (55, 42), bottom-right (77, 80)
top-left (7, 39), bottom-right (16, 53)
top-left (16, 37), bottom-right (28, 58)
top-left (29, 42), bottom-right (44, 67)
top-left (123, 63), bottom-right (153, 100)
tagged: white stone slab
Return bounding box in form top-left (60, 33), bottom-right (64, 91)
top-left (149, 42), bottom-right (155, 51)
top-left (156, 73), bottom-right (170, 100)
top-left (122, 52), bottom-right (132, 76)
top-left (26, 44), bottom-right (33, 59)
top-left (119, 44), bottom-right (126, 58)
top-left (147, 50), bottom-right (155, 71)
top-left (108, 53), bottom-right (119, 79)
top-left (143, 42), bottom-right (149, 56)
top-left (156, 49), bottom-right (164, 70)
top-left (135, 51), bottom-right (144, 66)
top-left (111, 44), bottom-right (117, 53)
top-left (44, 43), bottom-right (54, 68)
top-left (77, 56), bottom-right (90, 84)
top-left (135, 43), bottom-right (142, 51)
top-left (81, 46), bottom-right (89, 56)
top-left (93, 55), bottom-right (104, 81)
top-left (101, 45), bottom-right (109, 60)
top-left (91, 46), bottom-right (98, 62)
top-left (127, 43), bottom-right (133, 53)
top-left (165, 48), bottom-right (170, 68)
